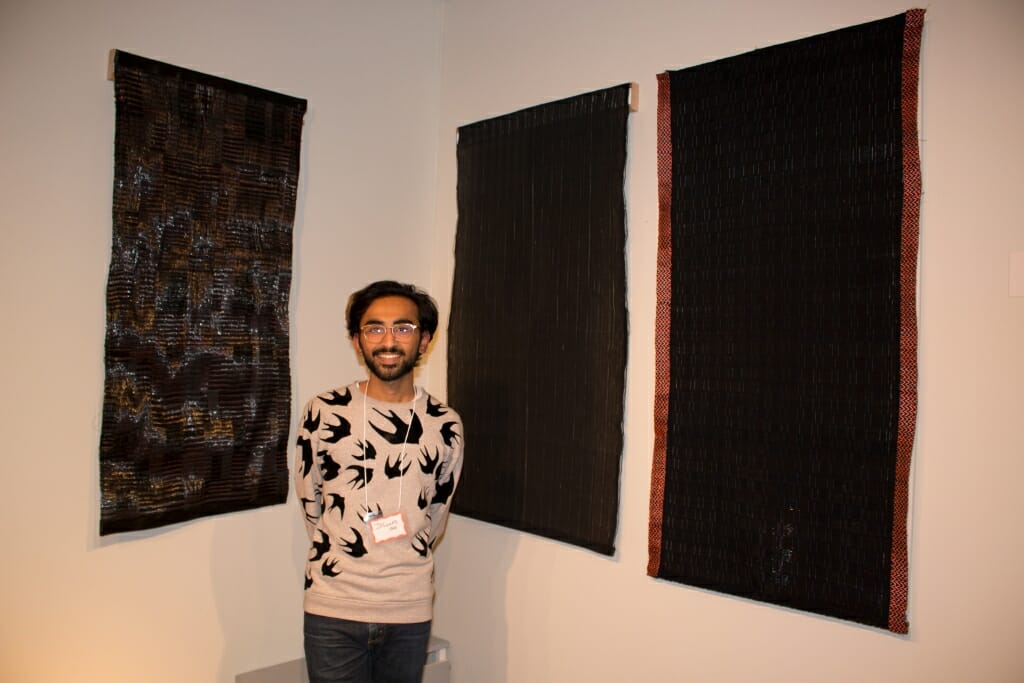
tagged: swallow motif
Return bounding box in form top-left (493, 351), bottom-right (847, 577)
top-left (371, 410), bottom-right (423, 445)
top-left (327, 493), bottom-right (345, 518)
top-left (412, 530), bottom-right (431, 557)
top-left (385, 453), bottom-right (411, 479)
top-left (298, 436), bottom-right (314, 477)
top-left (303, 408), bottom-right (321, 434)
top-left (426, 396), bottom-right (447, 417)
top-left (345, 464), bottom-right (373, 489)
top-left (320, 451), bottom-right (342, 481)
top-left (352, 440), bottom-right (376, 462)
top-left (300, 496), bottom-right (320, 524)
top-left (310, 529), bottom-right (331, 561)
top-left (322, 414), bottom-right (352, 443)
top-left (418, 446), bottom-right (439, 475)
top-left (321, 388), bottom-right (353, 406)
top-left (341, 527), bottom-right (368, 557)
top-left (431, 468), bottom-right (455, 506)
top-left (440, 421), bottom-right (460, 447)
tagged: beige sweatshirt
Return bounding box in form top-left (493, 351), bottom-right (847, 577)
top-left (295, 382), bottom-right (463, 623)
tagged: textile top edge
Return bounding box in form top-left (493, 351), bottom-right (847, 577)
top-left (457, 82), bottom-right (632, 137)
top-left (112, 49), bottom-right (308, 110)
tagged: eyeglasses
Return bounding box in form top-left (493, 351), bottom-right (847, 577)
top-left (360, 323), bottom-right (419, 343)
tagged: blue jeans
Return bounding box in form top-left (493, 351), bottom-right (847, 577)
top-left (304, 612), bottom-right (431, 683)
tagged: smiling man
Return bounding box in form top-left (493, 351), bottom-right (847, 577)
top-left (295, 280), bottom-right (464, 683)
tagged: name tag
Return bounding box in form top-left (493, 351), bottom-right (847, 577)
top-left (370, 512), bottom-right (408, 544)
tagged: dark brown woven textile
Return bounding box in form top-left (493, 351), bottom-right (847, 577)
top-left (99, 51), bottom-right (306, 535)
top-left (448, 85), bottom-right (631, 555)
top-left (649, 11), bottom-right (923, 633)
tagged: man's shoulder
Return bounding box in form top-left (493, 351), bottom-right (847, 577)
top-left (304, 383), bottom-right (358, 409)
top-left (421, 390), bottom-right (462, 423)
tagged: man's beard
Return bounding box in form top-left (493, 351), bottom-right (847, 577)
top-left (362, 345), bottom-right (420, 382)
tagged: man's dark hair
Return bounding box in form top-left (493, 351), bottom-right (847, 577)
top-left (346, 280), bottom-right (439, 338)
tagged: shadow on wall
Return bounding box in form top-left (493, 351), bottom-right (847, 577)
top-left (433, 515), bottom-right (518, 683)
top-left (212, 504), bottom-right (307, 682)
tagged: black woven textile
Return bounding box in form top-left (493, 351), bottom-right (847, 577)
top-left (649, 12), bottom-right (922, 632)
top-left (99, 51), bottom-right (306, 535)
top-left (448, 85), bottom-right (630, 555)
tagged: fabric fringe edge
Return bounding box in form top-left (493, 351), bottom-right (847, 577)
top-left (888, 6), bottom-right (925, 635)
top-left (647, 72), bottom-right (674, 577)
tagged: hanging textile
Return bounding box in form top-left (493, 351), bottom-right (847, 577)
top-left (99, 51), bottom-right (306, 535)
top-left (449, 84), bottom-right (631, 555)
top-left (649, 11), bottom-right (923, 632)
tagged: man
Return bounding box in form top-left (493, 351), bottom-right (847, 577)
top-left (295, 280), bottom-right (463, 683)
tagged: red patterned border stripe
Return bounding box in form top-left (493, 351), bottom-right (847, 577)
top-left (648, 72), bottom-right (674, 577)
top-left (889, 7), bottom-right (925, 635)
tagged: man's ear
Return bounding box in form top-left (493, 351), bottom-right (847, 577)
top-left (352, 335), bottom-right (363, 356)
top-left (419, 331), bottom-right (432, 354)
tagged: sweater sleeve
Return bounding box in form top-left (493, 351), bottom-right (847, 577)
top-left (294, 398), bottom-right (324, 541)
top-left (429, 415), bottom-right (464, 546)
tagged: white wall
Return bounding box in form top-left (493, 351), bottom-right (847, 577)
top-left (0, 1), bottom-right (443, 681)
top-left (2, 0), bottom-right (1022, 681)
top-left (428, 0), bottom-right (1024, 681)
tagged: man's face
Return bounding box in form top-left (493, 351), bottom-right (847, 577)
top-left (353, 295), bottom-right (431, 383)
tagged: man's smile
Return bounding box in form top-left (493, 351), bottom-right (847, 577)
top-left (373, 349), bottom-right (404, 361)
